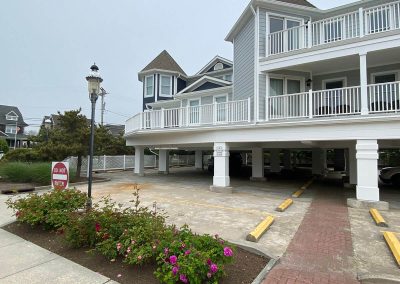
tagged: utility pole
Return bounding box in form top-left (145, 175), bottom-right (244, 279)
top-left (99, 87), bottom-right (108, 126)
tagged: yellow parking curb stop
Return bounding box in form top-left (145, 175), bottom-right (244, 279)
top-left (276, 198), bottom-right (293, 212)
top-left (370, 208), bottom-right (388, 227)
top-left (382, 231), bottom-right (400, 267)
top-left (246, 215), bottom-right (275, 243)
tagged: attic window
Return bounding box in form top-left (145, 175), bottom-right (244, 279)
top-left (6, 113), bottom-right (18, 121)
top-left (214, 63), bottom-right (223, 71)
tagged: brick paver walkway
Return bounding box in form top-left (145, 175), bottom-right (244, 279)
top-left (263, 185), bottom-right (359, 284)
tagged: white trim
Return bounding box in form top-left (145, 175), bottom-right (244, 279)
top-left (159, 75), bottom-right (173, 98)
top-left (195, 56), bottom-right (233, 75)
top-left (322, 77), bottom-right (348, 89)
top-left (174, 76), bottom-right (178, 95)
top-left (312, 60), bottom-right (400, 76)
top-left (269, 74), bottom-right (306, 94)
top-left (370, 70), bottom-right (400, 84)
top-left (5, 111), bottom-right (18, 121)
top-left (213, 94), bottom-right (228, 103)
top-left (175, 86), bottom-right (233, 100)
top-left (144, 75), bottom-right (154, 98)
top-left (267, 12), bottom-right (304, 28)
top-left (139, 69), bottom-right (186, 80)
top-left (176, 75), bottom-right (232, 95)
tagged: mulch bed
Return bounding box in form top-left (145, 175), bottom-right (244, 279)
top-left (3, 222), bottom-right (269, 284)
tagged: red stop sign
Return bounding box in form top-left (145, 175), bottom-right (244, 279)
top-left (52, 162), bottom-right (69, 190)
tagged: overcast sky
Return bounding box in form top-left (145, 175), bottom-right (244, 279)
top-left (1, 0), bottom-right (357, 132)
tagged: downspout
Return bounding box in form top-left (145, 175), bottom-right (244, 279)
top-left (250, 5), bottom-right (259, 125)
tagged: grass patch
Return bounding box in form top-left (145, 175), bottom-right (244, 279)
top-left (0, 162), bottom-right (76, 185)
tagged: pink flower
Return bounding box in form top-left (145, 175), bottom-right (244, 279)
top-left (206, 259), bottom-right (212, 265)
top-left (127, 247), bottom-right (131, 253)
top-left (207, 272), bottom-right (212, 278)
top-left (116, 243), bottom-right (122, 251)
top-left (16, 211), bottom-right (20, 218)
top-left (172, 266), bottom-right (179, 276)
top-left (184, 250), bottom-right (191, 255)
top-left (169, 255), bottom-right (177, 265)
top-left (95, 222), bottom-right (101, 232)
top-left (179, 274), bottom-right (188, 283)
top-left (210, 263), bottom-right (218, 274)
top-left (164, 247), bottom-right (169, 255)
top-left (131, 240), bottom-right (136, 245)
top-left (137, 255), bottom-right (142, 261)
top-left (181, 243), bottom-right (186, 249)
top-left (223, 247), bottom-right (233, 257)
top-left (117, 274), bottom-right (122, 278)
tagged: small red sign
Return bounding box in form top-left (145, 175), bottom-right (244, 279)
top-left (51, 162), bottom-right (69, 190)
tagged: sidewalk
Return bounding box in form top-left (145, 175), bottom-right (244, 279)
top-left (0, 195), bottom-right (117, 284)
top-left (263, 185), bottom-right (360, 284)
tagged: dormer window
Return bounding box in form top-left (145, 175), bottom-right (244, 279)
top-left (5, 125), bottom-right (17, 134)
top-left (214, 62), bottom-right (223, 71)
top-left (160, 75), bottom-right (172, 97)
top-left (144, 75), bottom-right (154, 98)
top-left (6, 111), bottom-right (18, 121)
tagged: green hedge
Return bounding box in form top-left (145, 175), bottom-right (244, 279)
top-left (0, 162), bottom-right (76, 185)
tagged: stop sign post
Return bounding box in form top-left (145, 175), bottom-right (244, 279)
top-left (51, 162), bottom-right (69, 190)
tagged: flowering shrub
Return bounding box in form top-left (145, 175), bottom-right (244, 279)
top-left (6, 188), bottom-right (87, 229)
top-left (154, 226), bottom-right (235, 284)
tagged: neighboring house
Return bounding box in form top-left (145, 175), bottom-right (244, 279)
top-left (125, 0), bottom-right (400, 204)
top-left (41, 114), bottom-right (91, 129)
top-left (104, 124), bottom-right (124, 137)
top-left (0, 105), bottom-right (29, 148)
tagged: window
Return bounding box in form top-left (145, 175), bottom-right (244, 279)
top-left (5, 125), bottom-right (17, 134)
top-left (144, 76), bottom-right (154, 98)
top-left (189, 99), bottom-right (200, 125)
top-left (160, 75), bottom-right (172, 97)
top-left (214, 63), bottom-right (223, 71)
top-left (269, 76), bottom-right (304, 96)
top-left (269, 16), bottom-right (302, 53)
top-left (6, 112), bottom-right (18, 121)
top-left (224, 74), bottom-right (232, 82)
top-left (373, 73), bottom-right (396, 84)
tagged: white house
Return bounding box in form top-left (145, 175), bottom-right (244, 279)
top-left (125, 0), bottom-right (400, 203)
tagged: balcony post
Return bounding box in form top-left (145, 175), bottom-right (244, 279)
top-left (265, 12), bottom-right (270, 57)
top-left (161, 108), bottom-right (165, 128)
top-left (308, 89), bottom-right (313, 118)
top-left (186, 105), bottom-right (189, 126)
top-left (359, 52), bottom-right (369, 115)
top-left (179, 108), bottom-right (183, 127)
top-left (248, 97), bottom-right (251, 122)
top-left (265, 73), bottom-right (270, 121)
top-left (359, 7), bottom-right (364, 37)
top-left (307, 21), bottom-right (312, 48)
top-left (140, 112), bottom-right (143, 129)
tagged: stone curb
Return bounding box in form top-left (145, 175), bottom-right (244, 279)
top-left (358, 273), bottom-right (400, 284)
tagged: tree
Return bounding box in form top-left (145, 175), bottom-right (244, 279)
top-left (94, 126), bottom-right (134, 155)
top-left (0, 139), bottom-right (9, 154)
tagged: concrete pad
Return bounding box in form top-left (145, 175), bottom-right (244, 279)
top-left (209, 186), bottom-right (233, 193)
top-left (0, 257), bottom-right (110, 284)
top-left (347, 198), bottom-right (389, 211)
top-left (0, 229), bottom-right (24, 248)
top-left (0, 241), bottom-right (58, 278)
top-left (250, 177), bottom-right (267, 182)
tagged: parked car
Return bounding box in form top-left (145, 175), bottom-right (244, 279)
top-left (379, 167), bottom-right (400, 186)
top-left (207, 153), bottom-right (243, 176)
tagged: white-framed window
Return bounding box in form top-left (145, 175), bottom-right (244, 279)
top-left (5, 125), bottom-right (17, 134)
top-left (224, 74), bottom-right (232, 82)
top-left (371, 71), bottom-right (399, 84)
top-left (6, 111), bottom-right (18, 121)
top-left (269, 75), bottom-right (305, 96)
top-left (214, 63), bottom-right (223, 71)
top-left (269, 15), bottom-right (303, 52)
top-left (160, 75), bottom-right (172, 97)
top-left (144, 75), bottom-right (154, 98)
top-left (322, 77), bottom-right (347, 90)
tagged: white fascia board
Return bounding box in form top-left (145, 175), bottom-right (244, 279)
top-left (188, 68), bottom-right (233, 81)
top-left (0, 130), bottom-right (9, 137)
top-left (146, 100), bottom-right (181, 108)
top-left (176, 76), bottom-right (232, 95)
top-left (259, 33), bottom-right (400, 72)
top-left (174, 86), bottom-right (232, 100)
top-left (138, 69), bottom-right (187, 81)
top-left (195, 56), bottom-right (233, 75)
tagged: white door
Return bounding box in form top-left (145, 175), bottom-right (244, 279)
top-left (214, 96), bottom-right (227, 123)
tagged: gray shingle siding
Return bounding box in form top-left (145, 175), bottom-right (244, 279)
top-left (233, 16), bottom-right (255, 101)
top-left (259, 74), bottom-right (266, 120)
top-left (259, 9), bottom-right (267, 58)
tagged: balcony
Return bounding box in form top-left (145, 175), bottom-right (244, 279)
top-left (267, 1), bottom-right (400, 56)
top-left (125, 98), bottom-right (251, 132)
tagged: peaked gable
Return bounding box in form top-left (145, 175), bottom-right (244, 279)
top-left (196, 56), bottom-right (233, 75)
top-left (277, 0), bottom-right (315, 8)
top-left (177, 76), bottom-right (232, 95)
top-left (140, 50), bottom-right (186, 76)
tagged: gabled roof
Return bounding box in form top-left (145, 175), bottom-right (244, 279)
top-left (176, 76), bottom-right (232, 96)
top-left (278, 0), bottom-right (315, 8)
top-left (0, 105), bottom-right (28, 127)
top-left (139, 50), bottom-right (186, 76)
top-left (195, 56), bottom-right (233, 75)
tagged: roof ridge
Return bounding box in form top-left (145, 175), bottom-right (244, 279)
top-left (140, 50), bottom-right (186, 76)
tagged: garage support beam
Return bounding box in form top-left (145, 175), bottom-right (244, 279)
top-left (134, 146), bottom-right (144, 176)
top-left (283, 150), bottom-right (292, 170)
top-left (356, 139), bottom-right (379, 201)
top-left (251, 147), bottom-right (266, 181)
top-left (158, 149), bottom-right (170, 174)
top-left (349, 145), bottom-right (357, 185)
top-left (212, 142), bottom-right (230, 188)
top-left (195, 150), bottom-right (203, 170)
top-left (270, 149), bottom-right (281, 173)
top-left (312, 148), bottom-right (326, 175)
top-left (360, 52), bottom-right (369, 115)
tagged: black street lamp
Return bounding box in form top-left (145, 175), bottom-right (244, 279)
top-left (85, 63), bottom-right (103, 209)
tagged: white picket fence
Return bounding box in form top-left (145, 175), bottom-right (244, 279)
top-left (65, 154), bottom-right (198, 173)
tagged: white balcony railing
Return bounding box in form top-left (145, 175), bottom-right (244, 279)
top-left (267, 1), bottom-right (400, 56)
top-left (125, 98), bottom-right (251, 132)
top-left (268, 82), bottom-right (400, 120)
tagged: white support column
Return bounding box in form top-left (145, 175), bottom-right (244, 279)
top-left (251, 147), bottom-right (266, 181)
top-left (360, 52), bottom-right (369, 115)
top-left (158, 150), bottom-right (170, 174)
top-left (312, 148), bottom-right (326, 176)
top-left (134, 146), bottom-right (144, 176)
top-left (210, 142), bottom-right (231, 190)
top-left (356, 139), bottom-right (379, 201)
top-left (265, 73), bottom-right (270, 121)
top-left (270, 149), bottom-right (281, 173)
top-left (195, 150), bottom-right (203, 170)
top-left (283, 150), bottom-right (292, 170)
top-left (349, 144), bottom-right (357, 185)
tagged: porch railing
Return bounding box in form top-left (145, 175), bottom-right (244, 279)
top-left (268, 82), bottom-right (400, 120)
top-left (125, 98), bottom-right (251, 132)
top-left (267, 1), bottom-right (400, 56)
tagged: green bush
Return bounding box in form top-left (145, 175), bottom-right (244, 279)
top-left (0, 139), bottom-right (9, 154)
top-left (0, 162), bottom-right (76, 185)
top-left (6, 188), bottom-right (87, 229)
top-left (2, 148), bottom-right (42, 162)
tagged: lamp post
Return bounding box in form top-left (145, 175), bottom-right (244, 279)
top-left (85, 63), bottom-right (103, 209)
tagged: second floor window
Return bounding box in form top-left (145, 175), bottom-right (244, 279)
top-left (145, 76), bottom-right (154, 98)
top-left (6, 113), bottom-right (18, 121)
top-left (160, 75), bottom-right (172, 97)
top-left (5, 125), bottom-right (17, 134)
